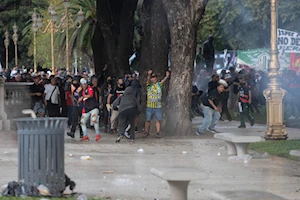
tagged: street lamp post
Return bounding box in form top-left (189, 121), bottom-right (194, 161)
top-left (49, 5), bottom-right (58, 74)
top-left (39, 3), bottom-right (84, 75)
top-left (64, 0), bottom-right (70, 74)
top-left (4, 30), bottom-right (9, 70)
top-left (62, 0), bottom-right (84, 74)
top-left (12, 23), bottom-right (18, 67)
top-left (32, 8), bottom-right (43, 73)
top-left (263, 0), bottom-right (287, 140)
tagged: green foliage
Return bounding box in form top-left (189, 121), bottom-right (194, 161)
top-left (198, 0), bottom-right (300, 50)
top-left (249, 140), bottom-right (300, 161)
top-left (0, 0), bottom-right (48, 68)
top-left (55, 0), bottom-right (97, 60)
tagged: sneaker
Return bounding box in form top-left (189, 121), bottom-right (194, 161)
top-left (124, 131), bottom-right (130, 139)
top-left (238, 125), bottom-right (246, 128)
top-left (69, 181), bottom-right (76, 191)
top-left (156, 132), bottom-right (161, 138)
top-left (130, 138), bottom-right (135, 142)
top-left (195, 131), bottom-right (202, 136)
top-left (79, 133), bottom-right (83, 138)
top-left (67, 132), bottom-right (75, 138)
top-left (142, 132), bottom-right (149, 138)
top-left (250, 119), bottom-right (255, 126)
top-left (208, 128), bottom-right (220, 133)
top-left (80, 136), bottom-right (90, 141)
top-left (96, 134), bottom-right (101, 141)
top-left (116, 135), bottom-right (123, 143)
top-left (289, 115), bottom-right (296, 120)
top-left (219, 117), bottom-right (225, 121)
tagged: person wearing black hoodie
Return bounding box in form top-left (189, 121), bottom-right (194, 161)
top-left (113, 86), bottom-right (141, 142)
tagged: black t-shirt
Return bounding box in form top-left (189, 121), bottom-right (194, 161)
top-left (202, 89), bottom-right (222, 109)
top-left (233, 77), bottom-right (240, 94)
top-left (100, 84), bottom-right (113, 104)
top-left (238, 83), bottom-right (251, 103)
top-left (208, 81), bottom-right (219, 94)
top-left (115, 85), bottom-right (125, 98)
top-left (30, 83), bottom-right (44, 102)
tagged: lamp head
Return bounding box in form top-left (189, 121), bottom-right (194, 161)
top-left (32, 24), bottom-right (38, 32)
top-left (32, 8), bottom-right (37, 22)
top-left (64, 0), bottom-right (71, 9)
top-left (48, 5), bottom-right (54, 15)
top-left (37, 17), bottom-right (43, 28)
top-left (77, 7), bottom-right (84, 23)
top-left (50, 10), bottom-right (57, 22)
top-left (13, 23), bottom-right (18, 33)
top-left (4, 30), bottom-right (9, 39)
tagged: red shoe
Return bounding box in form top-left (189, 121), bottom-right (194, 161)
top-left (80, 136), bottom-right (90, 141)
top-left (96, 134), bottom-right (101, 142)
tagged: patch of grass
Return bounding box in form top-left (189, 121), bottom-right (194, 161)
top-left (228, 106), bottom-right (267, 124)
top-left (249, 140), bottom-right (300, 161)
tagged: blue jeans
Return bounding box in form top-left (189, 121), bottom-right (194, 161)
top-left (198, 104), bottom-right (220, 133)
top-left (146, 107), bottom-right (163, 121)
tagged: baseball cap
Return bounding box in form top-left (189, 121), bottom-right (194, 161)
top-left (151, 73), bottom-right (157, 78)
top-left (219, 79), bottom-right (228, 87)
top-left (224, 74), bottom-right (231, 79)
top-left (80, 78), bottom-right (88, 85)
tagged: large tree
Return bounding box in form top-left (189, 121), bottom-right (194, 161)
top-left (139, 0), bottom-right (170, 123)
top-left (162, 0), bottom-right (209, 136)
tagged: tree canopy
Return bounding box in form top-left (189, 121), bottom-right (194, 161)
top-left (198, 0), bottom-right (300, 50)
top-left (0, 0), bottom-right (48, 68)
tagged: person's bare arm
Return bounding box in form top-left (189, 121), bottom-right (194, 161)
top-left (107, 94), bottom-right (113, 105)
top-left (147, 70), bottom-right (152, 84)
top-left (161, 71), bottom-right (171, 84)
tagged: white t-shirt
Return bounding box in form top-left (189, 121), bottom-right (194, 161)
top-left (44, 84), bottom-right (60, 104)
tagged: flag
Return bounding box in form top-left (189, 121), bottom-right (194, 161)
top-left (290, 53), bottom-right (300, 72)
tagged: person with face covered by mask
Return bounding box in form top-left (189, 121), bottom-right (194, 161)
top-left (203, 35), bottom-right (215, 75)
top-left (100, 76), bottom-right (114, 133)
top-left (67, 77), bottom-right (84, 138)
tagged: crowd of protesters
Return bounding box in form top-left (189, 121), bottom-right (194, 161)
top-left (1, 64), bottom-right (172, 142)
top-left (2, 54), bottom-right (300, 140)
top-left (192, 59), bottom-right (300, 134)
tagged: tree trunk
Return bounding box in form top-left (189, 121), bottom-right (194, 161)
top-left (116, 0), bottom-right (137, 76)
top-left (96, 0), bottom-right (137, 77)
top-left (139, 0), bottom-right (170, 129)
top-left (92, 23), bottom-right (108, 75)
top-left (162, 0), bottom-right (209, 136)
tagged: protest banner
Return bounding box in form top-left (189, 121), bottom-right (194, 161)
top-left (278, 28), bottom-right (300, 53)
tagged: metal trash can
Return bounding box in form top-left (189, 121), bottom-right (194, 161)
top-left (15, 117), bottom-right (68, 196)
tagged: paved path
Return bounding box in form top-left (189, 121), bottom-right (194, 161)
top-left (1, 117), bottom-right (300, 200)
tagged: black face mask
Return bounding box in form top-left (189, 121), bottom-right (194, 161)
top-left (107, 80), bottom-right (113, 85)
top-left (73, 83), bottom-right (80, 88)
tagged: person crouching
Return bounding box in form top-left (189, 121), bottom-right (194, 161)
top-left (196, 79), bottom-right (227, 135)
top-left (113, 86), bottom-right (141, 142)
